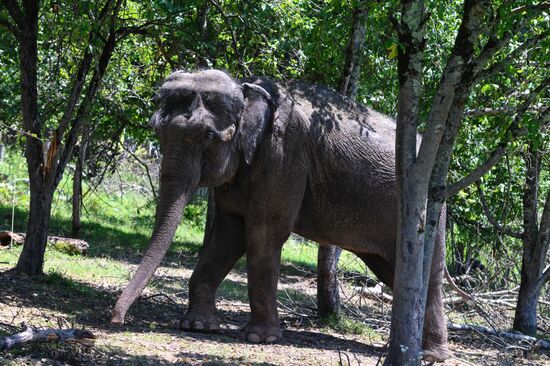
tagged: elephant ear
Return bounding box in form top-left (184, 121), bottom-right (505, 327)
top-left (238, 83), bottom-right (273, 165)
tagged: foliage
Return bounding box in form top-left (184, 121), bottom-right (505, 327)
top-left (320, 313), bottom-right (370, 336)
top-left (0, 0), bottom-right (548, 327)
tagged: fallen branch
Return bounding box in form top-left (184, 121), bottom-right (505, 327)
top-left (448, 322), bottom-right (550, 350)
top-left (355, 284), bottom-right (394, 303)
top-left (0, 322), bottom-right (95, 351)
top-left (0, 231), bottom-right (89, 255)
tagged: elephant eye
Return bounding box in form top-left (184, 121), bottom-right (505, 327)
top-left (205, 130), bottom-right (215, 140)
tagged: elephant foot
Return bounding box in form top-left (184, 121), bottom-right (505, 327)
top-left (422, 342), bottom-right (450, 363)
top-left (243, 321), bottom-right (282, 344)
top-left (180, 309), bottom-right (220, 332)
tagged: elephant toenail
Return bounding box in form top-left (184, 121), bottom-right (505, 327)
top-left (194, 321), bottom-right (204, 330)
top-left (247, 333), bottom-right (261, 343)
top-left (181, 320), bottom-right (190, 329)
top-left (265, 336), bottom-right (277, 343)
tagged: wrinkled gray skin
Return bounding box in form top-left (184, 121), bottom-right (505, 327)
top-left (111, 70), bottom-right (449, 362)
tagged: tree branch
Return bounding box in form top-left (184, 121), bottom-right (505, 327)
top-left (54, 0), bottom-right (122, 187)
top-left (473, 32), bottom-right (548, 85)
top-left (415, 0), bottom-right (490, 179)
top-left (208, 0), bottom-right (245, 76)
top-left (0, 16), bottom-right (17, 36)
top-left (464, 104), bottom-right (546, 117)
top-left (54, 0), bottom-right (114, 142)
top-left (121, 144), bottom-right (158, 202)
top-left (0, 322), bottom-right (95, 351)
top-left (476, 181), bottom-right (523, 239)
top-left (446, 79), bottom-right (550, 198)
top-left (1, 0), bottom-right (24, 29)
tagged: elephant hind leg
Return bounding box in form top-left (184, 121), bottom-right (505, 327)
top-left (357, 253), bottom-right (394, 288)
top-left (357, 248), bottom-right (449, 362)
top-left (422, 222), bottom-right (450, 362)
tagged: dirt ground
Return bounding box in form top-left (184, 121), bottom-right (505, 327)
top-left (0, 258), bottom-right (548, 366)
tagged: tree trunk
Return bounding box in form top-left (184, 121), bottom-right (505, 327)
top-left (339, 2), bottom-right (368, 99)
top-left (71, 146), bottom-right (84, 237)
top-left (72, 125), bottom-right (91, 238)
top-left (514, 146), bottom-right (548, 336)
top-left (514, 274), bottom-right (540, 336)
top-left (316, 1), bottom-right (370, 319)
top-left (15, 184), bottom-right (53, 275)
top-left (11, 1), bottom-right (46, 276)
top-left (316, 245), bottom-right (342, 318)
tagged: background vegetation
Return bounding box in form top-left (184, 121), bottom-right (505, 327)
top-left (0, 0), bottom-right (548, 364)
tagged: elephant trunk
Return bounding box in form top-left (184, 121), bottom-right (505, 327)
top-left (112, 156), bottom-right (198, 325)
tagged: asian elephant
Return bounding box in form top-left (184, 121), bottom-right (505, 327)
top-left (111, 69), bottom-right (449, 362)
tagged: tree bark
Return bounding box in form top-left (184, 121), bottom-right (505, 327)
top-left (316, 245), bottom-right (342, 318)
top-left (12, 0), bottom-right (44, 275)
top-left (71, 137), bottom-right (88, 238)
top-left (514, 146), bottom-right (548, 336)
top-left (386, 1), bottom-right (427, 364)
top-left (316, 1), bottom-right (369, 319)
top-left (339, 1), bottom-right (368, 100)
top-left (6, 0), bottom-right (124, 275)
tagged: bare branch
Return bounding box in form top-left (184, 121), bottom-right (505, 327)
top-left (511, 2), bottom-right (550, 14)
top-left (0, 322), bottom-right (95, 351)
top-left (121, 144), bottom-right (158, 202)
top-left (448, 322), bottom-right (550, 350)
top-left (464, 104), bottom-right (546, 117)
top-left (476, 181), bottom-right (523, 239)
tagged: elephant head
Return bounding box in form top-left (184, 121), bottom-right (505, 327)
top-left (111, 70), bottom-right (274, 324)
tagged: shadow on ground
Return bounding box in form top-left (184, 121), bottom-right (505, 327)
top-left (0, 206), bottom-right (202, 266)
top-left (0, 268), bottom-right (385, 365)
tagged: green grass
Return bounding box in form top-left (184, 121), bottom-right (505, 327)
top-left (0, 147), bottom-right (367, 282)
top-left (320, 314), bottom-right (368, 336)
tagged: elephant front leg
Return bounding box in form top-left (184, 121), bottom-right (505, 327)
top-left (243, 224), bottom-right (287, 343)
top-left (182, 205), bottom-right (246, 332)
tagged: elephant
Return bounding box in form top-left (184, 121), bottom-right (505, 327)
top-left (111, 69), bottom-right (449, 362)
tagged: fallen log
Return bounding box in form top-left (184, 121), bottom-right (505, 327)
top-left (0, 322), bottom-right (95, 351)
top-left (448, 322), bottom-right (550, 350)
top-left (0, 231), bottom-right (89, 255)
top-left (354, 284), bottom-right (394, 303)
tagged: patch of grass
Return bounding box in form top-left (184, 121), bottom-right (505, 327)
top-left (320, 314), bottom-right (368, 335)
top-left (1, 148), bottom-right (368, 285)
top-left (281, 239), bottom-right (367, 274)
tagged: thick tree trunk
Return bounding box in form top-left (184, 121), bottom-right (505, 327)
top-left (15, 184), bottom-right (53, 275)
top-left (316, 245), bottom-right (341, 317)
top-left (11, 1), bottom-right (46, 276)
top-left (514, 275), bottom-right (540, 336)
